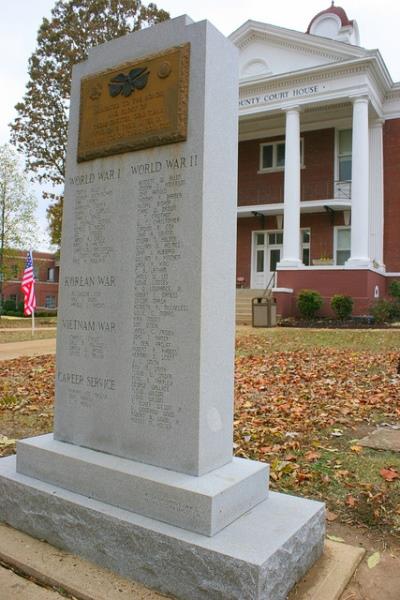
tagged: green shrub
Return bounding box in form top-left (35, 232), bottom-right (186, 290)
top-left (370, 299), bottom-right (394, 323)
top-left (297, 289), bottom-right (323, 319)
top-left (331, 294), bottom-right (353, 320)
top-left (389, 280), bottom-right (400, 300)
top-left (2, 299), bottom-right (17, 312)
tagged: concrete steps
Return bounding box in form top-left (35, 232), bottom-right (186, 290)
top-left (235, 289), bottom-right (264, 325)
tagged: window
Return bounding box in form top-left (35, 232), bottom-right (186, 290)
top-left (48, 267), bottom-right (55, 282)
top-left (268, 232), bottom-right (283, 245)
top-left (260, 139), bottom-right (304, 171)
top-left (11, 264), bottom-right (18, 278)
top-left (255, 233), bottom-right (265, 273)
top-left (335, 227), bottom-right (351, 265)
top-left (45, 296), bottom-right (56, 309)
top-left (33, 266), bottom-right (40, 281)
top-left (338, 129), bottom-right (352, 181)
top-left (301, 229), bottom-right (311, 266)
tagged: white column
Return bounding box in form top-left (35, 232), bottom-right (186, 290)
top-left (278, 106), bottom-right (302, 267)
top-left (369, 119), bottom-right (385, 269)
top-left (346, 96), bottom-right (371, 267)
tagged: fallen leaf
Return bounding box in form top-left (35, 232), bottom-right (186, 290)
top-left (0, 435), bottom-right (16, 447)
top-left (327, 535), bottom-right (345, 543)
top-left (326, 510), bottom-right (338, 522)
top-left (367, 552), bottom-right (381, 569)
top-left (345, 495), bottom-right (358, 508)
top-left (350, 445), bottom-right (363, 453)
top-left (305, 450), bottom-right (321, 462)
top-left (331, 429), bottom-right (343, 437)
top-left (380, 468), bottom-right (399, 482)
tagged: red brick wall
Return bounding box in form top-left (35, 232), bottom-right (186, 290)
top-left (236, 216), bottom-right (277, 286)
top-left (238, 128), bottom-right (335, 206)
top-left (383, 119), bottom-right (400, 272)
top-left (237, 212), bottom-right (347, 285)
top-left (276, 269), bottom-right (387, 316)
top-left (300, 211), bottom-right (345, 262)
top-left (2, 251), bottom-right (59, 310)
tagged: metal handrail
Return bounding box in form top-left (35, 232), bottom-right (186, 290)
top-left (262, 271), bottom-right (276, 299)
top-left (333, 179), bottom-right (352, 199)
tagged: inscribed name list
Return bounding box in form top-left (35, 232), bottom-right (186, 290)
top-left (78, 44), bottom-right (189, 162)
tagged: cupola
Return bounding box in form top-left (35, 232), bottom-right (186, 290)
top-left (306, 2), bottom-right (360, 45)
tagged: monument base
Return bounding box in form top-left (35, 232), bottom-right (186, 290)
top-left (0, 455), bottom-right (325, 600)
top-left (16, 434), bottom-right (268, 536)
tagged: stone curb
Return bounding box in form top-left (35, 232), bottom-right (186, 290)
top-left (290, 539), bottom-right (366, 600)
top-left (0, 522), bottom-right (168, 600)
top-left (0, 522), bottom-right (364, 600)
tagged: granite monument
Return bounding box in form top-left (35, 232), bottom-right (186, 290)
top-left (0, 15), bottom-right (325, 599)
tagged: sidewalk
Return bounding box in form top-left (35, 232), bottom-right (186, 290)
top-left (0, 338), bottom-right (56, 360)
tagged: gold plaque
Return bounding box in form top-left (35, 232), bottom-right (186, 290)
top-left (78, 44), bottom-right (190, 162)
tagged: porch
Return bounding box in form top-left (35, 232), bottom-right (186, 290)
top-left (235, 268), bottom-right (388, 325)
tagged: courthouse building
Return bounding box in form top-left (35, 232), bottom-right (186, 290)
top-left (232, 4), bottom-right (400, 318)
top-left (5, 5), bottom-right (400, 321)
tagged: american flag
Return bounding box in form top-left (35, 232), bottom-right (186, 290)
top-left (21, 251), bottom-right (36, 316)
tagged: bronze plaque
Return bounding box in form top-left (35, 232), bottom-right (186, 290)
top-left (77, 44), bottom-right (190, 162)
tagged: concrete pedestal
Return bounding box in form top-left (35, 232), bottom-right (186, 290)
top-left (16, 434), bottom-right (269, 536)
top-left (0, 455), bottom-right (325, 600)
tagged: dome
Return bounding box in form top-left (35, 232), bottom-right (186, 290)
top-left (306, 3), bottom-right (360, 45)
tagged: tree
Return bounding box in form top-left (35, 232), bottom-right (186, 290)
top-left (10, 0), bottom-right (169, 245)
top-left (0, 144), bottom-right (38, 309)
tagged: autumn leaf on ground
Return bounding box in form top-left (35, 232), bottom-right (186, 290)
top-left (380, 468), bottom-right (400, 482)
top-left (0, 435), bottom-right (16, 447)
top-left (327, 535), bottom-right (345, 543)
top-left (367, 552), bottom-right (381, 569)
top-left (350, 445), bottom-right (363, 453)
top-left (345, 495), bottom-right (358, 508)
top-left (304, 450), bottom-right (321, 462)
top-left (326, 510), bottom-right (338, 522)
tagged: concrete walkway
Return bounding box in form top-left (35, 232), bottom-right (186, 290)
top-left (0, 338), bottom-right (56, 360)
top-left (0, 566), bottom-right (65, 600)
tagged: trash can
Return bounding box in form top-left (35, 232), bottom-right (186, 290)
top-left (252, 297), bottom-right (277, 327)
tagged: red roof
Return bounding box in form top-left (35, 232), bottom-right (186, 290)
top-left (306, 4), bottom-right (353, 34)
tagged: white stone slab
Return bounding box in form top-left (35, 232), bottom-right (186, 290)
top-left (55, 16), bottom-right (239, 477)
top-left (16, 434), bottom-right (268, 536)
top-left (0, 456), bottom-right (325, 600)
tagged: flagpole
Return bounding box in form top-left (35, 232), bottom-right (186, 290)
top-left (32, 309), bottom-right (35, 337)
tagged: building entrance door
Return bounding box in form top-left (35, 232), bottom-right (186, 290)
top-left (251, 231), bottom-right (283, 288)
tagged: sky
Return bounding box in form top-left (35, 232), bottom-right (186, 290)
top-left (1, 0), bottom-right (400, 249)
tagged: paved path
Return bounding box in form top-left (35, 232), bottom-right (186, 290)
top-left (0, 338), bottom-right (56, 360)
top-left (0, 566), bottom-right (64, 600)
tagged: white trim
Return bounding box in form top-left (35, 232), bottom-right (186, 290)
top-left (259, 138), bottom-right (304, 172)
top-left (334, 225), bottom-right (351, 266)
top-left (237, 199), bottom-right (351, 217)
top-left (272, 287), bottom-right (293, 293)
top-left (229, 20), bottom-right (369, 61)
top-left (239, 116), bottom-right (353, 143)
top-left (276, 265), bottom-right (386, 273)
top-left (251, 229), bottom-right (284, 288)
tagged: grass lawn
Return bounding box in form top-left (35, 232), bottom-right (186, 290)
top-left (235, 326), bottom-right (400, 536)
top-left (0, 326), bottom-right (399, 537)
top-left (0, 330), bottom-right (57, 343)
top-left (0, 316), bottom-right (57, 328)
